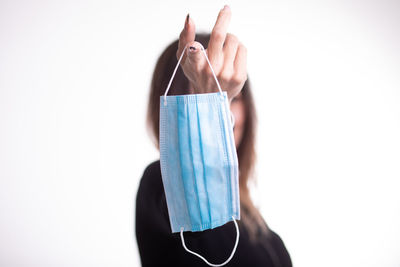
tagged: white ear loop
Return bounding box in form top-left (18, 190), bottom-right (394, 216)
top-left (230, 111), bottom-right (235, 128)
top-left (163, 43), bottom-right (224, 106)
top-left (179, 216), bottom-right (240, 267)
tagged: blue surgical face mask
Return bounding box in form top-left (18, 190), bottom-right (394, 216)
top-left (159, 43), bottom-right (240, 266)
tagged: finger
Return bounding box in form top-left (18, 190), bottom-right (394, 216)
top-left (184, 41), bottom-right (206, 71)
top-left (208, 5), bottom-right (232, 62)
top-left (233, 43), bottom-right (248, 82)
top-left (177, 14), bottom-right (196, 62)
top-left (222, 33), bottom-right (239, 70)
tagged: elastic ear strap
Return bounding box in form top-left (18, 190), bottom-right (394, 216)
top-left (199, 43), bottom-right (223, 95)
top-left (179, 216), bottom-right (240, 267)
top-left (230, 111), bottom-right (235, 128)
top-left (163, 43), bottom-right (224, 106)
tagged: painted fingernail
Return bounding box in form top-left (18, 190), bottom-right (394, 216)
top-left (185, 13), bottom-right (189, 29)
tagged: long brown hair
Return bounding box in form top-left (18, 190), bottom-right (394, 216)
top-left (146, 33), bottom-right (270, 242)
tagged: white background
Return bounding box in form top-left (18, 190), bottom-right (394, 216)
top-left (1, 0), bottom-right (399, 266)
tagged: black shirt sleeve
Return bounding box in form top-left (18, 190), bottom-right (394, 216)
top-left (135, 160), bottom-right (292, 267)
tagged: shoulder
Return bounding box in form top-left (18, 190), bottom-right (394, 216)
top-left (137, 160), bottom-right (162, 194)
top-left (136, 160), bottom-right (178, 264)
top-left (266, 229), bottom-right (293, 267)
top-left (141, 160), bottom-right (161, 183)
top-left (136, 160), bottom-right (166, 213)
top-left (136, 160), bottom-right (165, 209)
top-left (135, 159), bottom-right (169, 225)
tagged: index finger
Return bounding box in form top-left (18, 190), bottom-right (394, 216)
top-left (177, 14), bottom-right (196, 61)
top-left (207, 5), bottom-right (232, 61)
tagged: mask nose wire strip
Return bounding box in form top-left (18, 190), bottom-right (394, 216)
top-left (163, 43), bottom-right (224, 106)
top-left (179, 216), bottom-right (240, 267)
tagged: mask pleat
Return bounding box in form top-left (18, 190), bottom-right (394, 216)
top-left (197, 95), bottom-right (228, 228)
top-left (193, 97), bottom-right (212, 229)
top-left (177, 99), bottom-right (202, 229)
top-left (186, 96), bottom-right (209, 229)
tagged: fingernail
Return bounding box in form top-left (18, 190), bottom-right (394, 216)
top-left (189, 46), bottom-right (196, 52)
top-left (223, 5), bottom-right (230, 10)
top-left (185, 13), bottom-right (189, 29)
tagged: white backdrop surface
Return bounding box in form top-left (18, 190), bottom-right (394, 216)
top-left (0, 0), bottom-right (399, 266)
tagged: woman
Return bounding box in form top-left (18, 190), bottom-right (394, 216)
top-left (136, 5), bottom-right (292, 267)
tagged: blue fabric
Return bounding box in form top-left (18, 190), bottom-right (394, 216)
top-left (159, 91), bottom-right (240, 233)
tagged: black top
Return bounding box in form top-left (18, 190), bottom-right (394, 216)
top-left (135, 160), bottom-right (292, 267)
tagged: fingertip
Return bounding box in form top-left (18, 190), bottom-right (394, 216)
top-left (186, 41), bottom-right (201, 53)
top-left (222, 4), bottom-right (230, 11)
top-left (189, 46), bottom-right (197, 53)
top-left (187, 16), bottom-right (196, 33)
top-left (184, 13), bottom-right (189, 30)
top-left (186, 41), bottom-right (206, 65)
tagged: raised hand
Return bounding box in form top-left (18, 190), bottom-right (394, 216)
top-left (177, 5), bottom-right (247, 101)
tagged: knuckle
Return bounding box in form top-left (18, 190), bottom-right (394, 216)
top-left (226, 33), bottom-right (239, 44)
top-left (212, 30), bottom-right (225, 43)
top-left (232, 73), bottom-right (247, 84)
top-left (218, 71), bottom-right (231, 82)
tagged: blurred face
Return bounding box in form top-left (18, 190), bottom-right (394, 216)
top-left (230, 92), bottom-right (246, 148)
